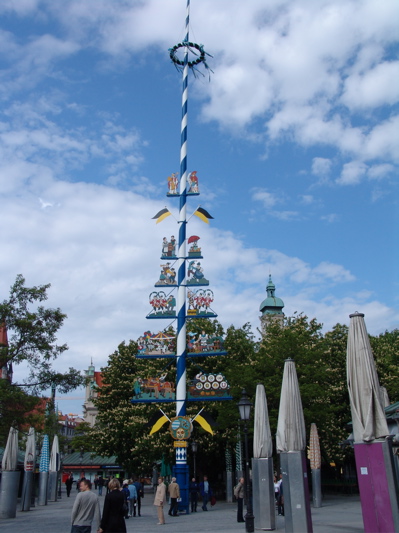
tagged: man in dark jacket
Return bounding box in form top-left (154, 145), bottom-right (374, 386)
top-left (189, 477), bottom-right (199, 512)
top-left (199, 475), bottom-right (212, 511)
top-left (133, 478), bottom-right (144, 517)
top-left (65, 474), bottom-right (74, 497)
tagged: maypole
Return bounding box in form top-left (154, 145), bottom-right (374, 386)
top-left (133, 0), bottom-right (228, 515)
top-left (176, 0), bottom-right (190, 422)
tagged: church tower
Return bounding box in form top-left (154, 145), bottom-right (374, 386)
top-left (82, 360), bottom-right (102, 427)
top-left (259, 275), bottom-right (285, 335)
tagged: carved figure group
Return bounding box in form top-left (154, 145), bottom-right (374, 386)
top-left (187, 261), bottom-right (206, 283)
top-left (157, 263), bottom-right (177, 285)
top-left (187, 289), bottom-right (214, 313)
top-left (149, 292), bottom-right (176, 316)
top-left (162, 236), bottom-right (177, 258)
top-left (133, 376), bottom-right (175, 399)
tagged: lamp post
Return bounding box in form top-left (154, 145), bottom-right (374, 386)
top-left (58, 449), bottom-right (64, 498)
top-left (238, 389), bottom-right (254, 533)
top-left (79, 447), bottom-right (84, 483)
top-left (191, 441), bottom-right (198, 480)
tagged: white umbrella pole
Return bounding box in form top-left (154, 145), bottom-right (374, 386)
top-left (252, 458), bottom-right (275, 530)
top-left (253, 383), bottom-right (275, 530)
top-left (20, 471), bottom-right (34, 511)
top-left (0, 471), bottom-right (21, 518)
top-left (311, 469), bottom-right (322, 508)
top-left (48, 471), bottom-right (58, 501)
top-left (280, 452), bottom-right (313, 533)
top-left (38, 472), bottom-right (48, 506)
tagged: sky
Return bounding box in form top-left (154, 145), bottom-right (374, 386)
top-left (0, 0), bottom-right (398, 415)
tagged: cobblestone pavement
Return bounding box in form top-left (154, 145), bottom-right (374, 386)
top-left (0, 490), bottom-right (363, 533)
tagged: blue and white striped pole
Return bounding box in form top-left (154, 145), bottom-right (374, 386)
top-left (175, 0), bottom-right (190, 511)
top-left (176, 0), bottom-right (189, 424)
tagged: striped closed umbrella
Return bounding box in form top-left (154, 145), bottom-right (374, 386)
top-left (309, 423), bottom-right (321, 470)
top-left (39, 435), bottom-right (50, 472)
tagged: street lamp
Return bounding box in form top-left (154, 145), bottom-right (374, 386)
top-left (79, 447), bottom-right (84, 483)
top-left (191, 441), bottom-right (198, 480)
top-left (58, 449), bottom-right (64, 498)
top-left (238, 389), bottom-right (254, 533)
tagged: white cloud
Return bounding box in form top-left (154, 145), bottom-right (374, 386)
top-left (1, 0), bottom-right (397, 172)
top-left (311, 158), bottom-right (332, 178)
top-left (337, 161), bottom-right (368, 185)
top-left (367, 164), bottom-right (395, 180)
top-left (300, 195), bottom-right (314, 205)
top-left (251, 188), bottom-right (280, 209)
top-left (0, 0), bottom-right (398, 406)
top-left (320, 214), bottom-right (338, 223)
top-left (341, 61), bottom-right (399, 110)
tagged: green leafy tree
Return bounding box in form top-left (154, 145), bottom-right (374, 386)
top-left (370, 329), bottom-right (399, 403)
top-left (0, 274), bottom-right (84, 441)
top-left (91, 340), bottom-right (176, 474)
top-left (90, 315), bottom-right (398, 478)
top-left (70, 421), bottom-right (96, 453)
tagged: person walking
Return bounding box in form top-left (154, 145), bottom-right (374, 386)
top-left (121, 481), bottom-right (130, 520)
top-left (127, 479), bottom-right (137, 518)
top-left (277, 474), bottom-right (284, 516)
top-left (274, 475), bottom-right (279, 508)
top-left (98, 476), bottom-right (104, 496)
top-left (99, 478), bottom-right (127, 533)
top-left (71, 479), bottom-right (101, 533)
top-left (133, 477), bottom-right (144, 516)
top-left (153, 477), bottom-right (167, 525)
top-left (189, 477), bottom-right (199, 512)
top-left (200, 475), bottom-right (212, 511)
top-left (234, 477), bottom-right (245, 523)
top-left (168, 477), bottom-right (180, 517)
top-left (65, 474), bottom-right (74, 497)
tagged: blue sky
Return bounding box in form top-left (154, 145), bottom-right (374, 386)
top-left (0, 0), bottom-right (398, 415)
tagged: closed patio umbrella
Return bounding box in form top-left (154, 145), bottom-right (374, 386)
top-left (21, 427), bottom-right (36, 511)
top-left (252, 383), bottom-right (274, 530)
top-left (253, 383), bottom-right (272, 459)
top-left (1, 426), bottom-right (18, 471)
top-left (276, 359), bottom-right (312, 533)
top-left (347, 312), bottom-right (389, 443)
top-left (48, 435), bottom-right (60, 501)
top-left (276, 359), bottom-right (306, 453)
top-left (346, 312), bottom-right (398, 532)
top-left (0, 427), bottom-right (20, 518)
top-left (380, 386), bottom-right (390, 408)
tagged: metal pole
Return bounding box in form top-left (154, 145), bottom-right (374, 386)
top-left (243, 423), bottom-right (254, 533)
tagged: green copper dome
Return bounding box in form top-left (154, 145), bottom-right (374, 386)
top-left (259, 275), bottom-right (285, 315)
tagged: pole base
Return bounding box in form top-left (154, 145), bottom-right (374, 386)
top-left (245, 512), bottom-right (255, 533)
